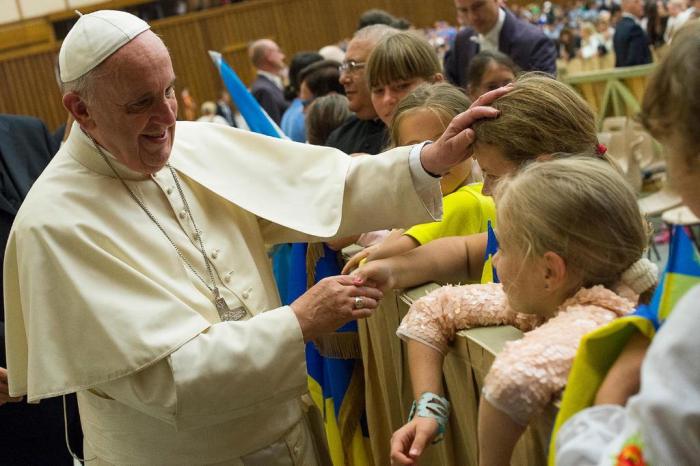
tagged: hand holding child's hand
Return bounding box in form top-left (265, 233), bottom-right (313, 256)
top-left (390, 417), bottom-right (439, 465)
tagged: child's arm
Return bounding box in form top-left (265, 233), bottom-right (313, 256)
top-left (352, 232), bottom-right (489, 289)
top-left (478, 397), bottom-right (526, 466)
top-left (594, 332), bottom-right (650, 405)
top-left (391, 284), bottom-right (540, 464)
top-left (390, 340), bottom-right (446, 465)
top-left (397, 283), bottom-right (540, 355)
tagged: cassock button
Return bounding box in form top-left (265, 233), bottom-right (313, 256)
top-left (224, 272), bottom-right (232, 283)
top-left (242, 290), bottom-right (250, 299)
top-left (179, 210), bottom-right (187, 220)
top-left (166, 187), bottom-right (173, 195)
top-left (211, 249), bottom-right (219, 259)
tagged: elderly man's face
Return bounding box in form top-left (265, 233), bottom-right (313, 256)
top-left (339, 38), bottom-right (378, 120)
top-left (84, 32), bottom-right (177, 174)
top-left (455, 0), bottom-right (501, 34)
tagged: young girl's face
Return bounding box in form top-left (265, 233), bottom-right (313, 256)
top-left (492, 234), bottom-right (549, 316)
top-left (473, 143), bottom-right (519, 196)
top-left (371, 77), bottom-right (431, 126)
top-left (468, 63), bottom-right (516, 101)
top-left (398, 108), bottom-right (472, 194)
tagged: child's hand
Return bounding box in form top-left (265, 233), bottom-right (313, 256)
top-left (342, 245), bottom-right (378, 275)
top-left (351, 258), bottom-right (396, 290)
top-left (390, 417), bottom-right (439, 465)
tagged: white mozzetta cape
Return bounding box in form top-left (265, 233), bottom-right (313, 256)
top-left (5, 121), bottom-right (439, 402)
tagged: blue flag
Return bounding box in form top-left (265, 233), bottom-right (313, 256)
top-left (208, 51), bottom-right (284, 138)
top-left (635, 224), bottom-right (700, 326)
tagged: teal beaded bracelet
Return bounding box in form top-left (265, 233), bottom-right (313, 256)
top-left (408, 392), bottom-right (451, 444)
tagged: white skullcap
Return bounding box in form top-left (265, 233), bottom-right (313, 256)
top-left (59, 10), bottom-right (150, 82)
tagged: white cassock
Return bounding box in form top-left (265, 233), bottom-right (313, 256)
top-left (4, 121), bottom-right (442, 465)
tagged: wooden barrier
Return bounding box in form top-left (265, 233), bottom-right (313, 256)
top-left (562, 63), bottom-right (656, 129)
top-left (0, 0), bottom-right (456, 130)
top-left (360, 283), bottom-right (558, 465)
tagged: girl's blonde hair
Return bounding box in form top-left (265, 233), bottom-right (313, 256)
top-left (473, 73), bottom-right (600, 164)
top-left (495, 157), bottom-right (651, 293)
top-left (641, 20), bottom-right (700, 166)
top-left (366, 31), bottom-right (442, 90)
top-left (388, 82), bottom-right (471, 148)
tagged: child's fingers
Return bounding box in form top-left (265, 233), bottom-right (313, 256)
top-left (390, 430), bottom-right (417, 465)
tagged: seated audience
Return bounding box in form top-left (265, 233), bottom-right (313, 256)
top-left (390, 157), bottom-right (655, 466)
top-left (465, 50), bottom-right (519, 101)
top-left (556, 21), bottom-right (700, 466)
top-left (343, 83), bottom-right (494, 271)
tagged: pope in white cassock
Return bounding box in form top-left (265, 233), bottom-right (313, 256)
top-left (3, 10), bottom-right (505, 465)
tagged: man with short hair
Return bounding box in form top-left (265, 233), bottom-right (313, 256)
top-left (249, 38), bottom-right (289, 124)
top-left (3, 10), bottom-right (499, 464)
top-left (325, 25), bottom-right (397, 154)
top-left (444, 0), bottom-right (557, 89)
top-left (613, 0), bottom-right (653, 66)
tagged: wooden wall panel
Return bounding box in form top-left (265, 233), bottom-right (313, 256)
top-left (0, 0), bottom-right (463, 130)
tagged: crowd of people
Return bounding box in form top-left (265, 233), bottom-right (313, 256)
top-left (0, 1), bottom-right (699, 466)
top-left (511, 0), bottom-right (699, 63)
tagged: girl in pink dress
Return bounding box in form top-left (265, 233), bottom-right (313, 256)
top-left (390, 158), bottom-right (658, 466)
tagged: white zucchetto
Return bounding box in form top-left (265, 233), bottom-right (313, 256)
top-left (59, 10), bottom-right (150, 82)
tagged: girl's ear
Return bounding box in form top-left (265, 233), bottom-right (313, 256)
top-left (432, 73), bottom-right (444, 83)
top-left (542, 251), bottom-right (568, 291)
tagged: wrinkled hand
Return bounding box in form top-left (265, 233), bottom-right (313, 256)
top-left (390, 417), bottom-right (440, 465)
top-left (350, 258), bottom-right (397, 290)
top-left (291, 275), bottom-right (383, 342)
top-left (420, 84), bottom-right (513, 176)
top-left (341, 245), bottom-right (379, 275)
top-left (0, 367), bottom-right (22, 406)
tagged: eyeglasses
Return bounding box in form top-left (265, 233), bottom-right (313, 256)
top-left (339, 60), bottom-right (366, 74)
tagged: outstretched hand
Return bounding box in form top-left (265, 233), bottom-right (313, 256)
top-left (290, 275), bottom-right (383, 342)
top-left (390, 417), bottom-right (440, 465)
top-left (420, 84), bottom-right (513, 176)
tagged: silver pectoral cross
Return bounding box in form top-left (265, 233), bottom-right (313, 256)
top-left (214, 289), bottom-right (247, 321)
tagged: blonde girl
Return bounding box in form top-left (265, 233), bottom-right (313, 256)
top-left (390, 158), bottom-right (657, 466)
top-left (366, 30), bottom-right (443, 127)
top-left (343, 83), bottom-right (495, 272)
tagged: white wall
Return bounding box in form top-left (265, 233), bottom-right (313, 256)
top-left (0, 0), bottom-right (21, 25)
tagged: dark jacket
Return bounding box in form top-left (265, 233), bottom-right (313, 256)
top-left (324, 116), bottom-right (387, 155)
top-left (0, 114), bottom-right (81, 464)
top-left (444, 9), bottom-right (557, 89)
top-left (250, 74), bottom-right (289, 125)
top-left (613, 16), bottom-right (653, 67)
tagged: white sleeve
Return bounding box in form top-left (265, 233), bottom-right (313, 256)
top-left (95, 306), bottom-right (307, 430)
top-left (260, 144), bottom-right (443, 244)
top-left (556, 405), bottom-right (627, 466)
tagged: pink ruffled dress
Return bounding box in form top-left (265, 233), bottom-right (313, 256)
top-left (397, 283), bottom-right (636, 425)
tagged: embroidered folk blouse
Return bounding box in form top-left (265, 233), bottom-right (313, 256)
top-left (397, 283), bottom-right (635, 425)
